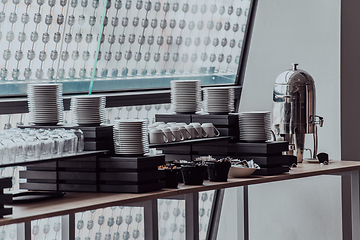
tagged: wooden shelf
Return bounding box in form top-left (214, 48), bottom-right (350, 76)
top-left (1, 160), bottom-right (360, 226)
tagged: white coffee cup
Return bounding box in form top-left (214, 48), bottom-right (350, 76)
top-left (201, 123), bottom-right (220, 138)
top-left (158, 123), bottom-right (171, 128)
top-left (160, 127), bottom-right (176, 143)
top-left (178, 125), bottom-right (191, 139)
top-left (190, 122), bottom-right (207, 138)
top-left (149, 128), bottom-right (168, 144)
top-left (185, 124), bottom-right (200, 139)
top-left (170, 126), bottom-right (184, 141)
top-left (151, 122), bottom-right (165, 127)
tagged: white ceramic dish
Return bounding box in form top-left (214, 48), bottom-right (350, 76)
top-left (228, 166), bottom-right (257, 178)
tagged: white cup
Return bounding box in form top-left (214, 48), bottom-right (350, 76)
top-left (201, 123), bottom-right (220, 138)
top-left (178, 125), bottom-right (191, 139)
top-left (151, 122), bottom-right (165, 127)
top-left (190, 122), bottom-right (207, 138)
top-left (160, 127), bottom-right (176, 143)
top-left (149, 128), bottom-right (168, 144)
top-left (157, 123), bottom-right (171, 129)
top-left (185, 125), bottom-right (200, 139)
top-left (170, 126), bottom-right (184, 141)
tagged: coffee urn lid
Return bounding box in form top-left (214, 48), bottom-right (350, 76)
top-left (275, 63), bottom-right (314, 86)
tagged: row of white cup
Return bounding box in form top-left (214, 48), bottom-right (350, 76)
top-left (148, 122), bottom-right (220, 144)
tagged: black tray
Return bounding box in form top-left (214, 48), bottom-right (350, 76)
top-left (98, 181), bottom-right (164, 193)
top-left (0, 194), bottom-right (12, 205)
top-left (12, 191), bottom-right (65, 204)
top-left (0, 207), bottom-right (12, 217)
top-left (98, 155), bottom-right (165, 170)
top-left (20, 182), bottom-right (58, 191)
top-left (229, 155), bottom-right (290, 167)
top-left (98, 170), bottom-right (164, 182)
top-left (58, 183), bottom-right (97, 192)
top-left (20, 170), bottom-right (57, 180)
top-left (228, 141), bottom-right (289, 155)
top-left (0, 178), bottom-right (12, 189)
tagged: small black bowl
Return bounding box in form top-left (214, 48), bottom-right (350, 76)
top-left (181, 165), bottom-right (207, 185)
top-left (159, 167), bottom-right (181, 188)
top-left (207, 161), bottom-right (231, 182)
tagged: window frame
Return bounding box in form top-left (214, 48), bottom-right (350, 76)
top-left (0, 0), bottom-right (258, 115)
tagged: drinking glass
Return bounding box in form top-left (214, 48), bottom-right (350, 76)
top-left (39, 136), bottom-right (54, 159)
top-left (12, 136), bottom-right (27, 163)
top-left (50, 134), bottom-right (65, 157)
top-left (24, 136), bottom-right (41, 160)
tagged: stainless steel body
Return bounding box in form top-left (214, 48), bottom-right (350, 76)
top-left (273, 64), bottom-right (320, 162)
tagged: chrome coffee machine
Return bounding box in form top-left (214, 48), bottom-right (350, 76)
top-left (272, 64), bottom-right (323, 163)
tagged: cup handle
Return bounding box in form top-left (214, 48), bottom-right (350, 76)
top-left (163, 132), bottom-right (169, 143)
top-left (194, 128), bottom-right (200, 138)
top-left (179, 131), bottom-right (185, 141)
top-left (214, 127), bottom-right (220, 137)
top-left (171, 132), bottom-right (176, 142)
top-left (186, 129), bottom-right (192, 139)
top-left (202, 129), bottom-right (208, 137)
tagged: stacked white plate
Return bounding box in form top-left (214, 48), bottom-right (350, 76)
top-left (113, 119), bottom-right (149, 155)
top-left (71, 95), bottom-right (106, 126)
top-left (27, 84), bottom-right (63, 125)
top-left (171, 80), bottom-right (201, 113)
top-left (203, 87), bottom-right (235, 114)
top-left (239, 111), bottom-right (271, 142)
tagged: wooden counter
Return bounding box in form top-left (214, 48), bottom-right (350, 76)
top-left (2, 160), bottom-right (360, 228)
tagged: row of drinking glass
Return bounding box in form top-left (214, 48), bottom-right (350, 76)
top-left (0, 128), bottom-right (84, 165)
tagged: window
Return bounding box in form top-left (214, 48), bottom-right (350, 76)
top-left (0, 0), bottom-right (254, 97)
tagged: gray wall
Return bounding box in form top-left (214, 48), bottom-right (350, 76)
top-left (218, 0), bottom-right (349, 239)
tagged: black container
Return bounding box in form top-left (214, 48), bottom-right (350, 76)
top-left (207, 161), bottom-right (231, 182)
top-left (181, 165), bottom-right (207, 185)
top-left (160, 168), bottom-right (181, 188)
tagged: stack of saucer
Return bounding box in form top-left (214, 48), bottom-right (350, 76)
top-left (203, 87), bottom-right (235, 114)
top-left (27, 84), bottom-right (63, 125)
top-left (239, 111), bottom-right (271, 142)
top-left (171, 80), bottom-right (201, 114)
top-left (113, 119), bottom-right (149, 155)
top-left (71, 95), bottom-right (106, 126)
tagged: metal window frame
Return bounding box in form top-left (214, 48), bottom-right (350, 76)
top-left (0, 0), bottom-right (258, 116)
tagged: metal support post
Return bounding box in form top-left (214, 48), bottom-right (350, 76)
top-left (185, 192), bottom-right (199, 240)
top-left (341, 170), bottom-right (360, 240)
top-left (62, 214), bottom-right (75, 240)
top-left (17, 222), bottom-right (31, 240)
top-left (143, 199), bottom-right (159, 240)
top-left (206, 189), bottom-right (225, 240)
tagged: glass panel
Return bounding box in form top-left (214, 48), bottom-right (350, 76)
top-left (0, 0), bottom-right (252, 96)
top-left (75, 206), bottom-right (144, 240)
top-left (0, 224), bottom-right (17, 240)
top-left (199, 190), bottom-right (214, 239)
top-left (31, 216), bottom-right (62, 240)
top-left (157, 190), bottom-right (215, 240)
top-left (158, 199), bottom-right (185, 240)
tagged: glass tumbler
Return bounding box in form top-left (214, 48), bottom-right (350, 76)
top-left (24, 136), bottom-right (41, 160)
top-left (50, 134), bottom-right (65, 157)
top-left (39, 136), bottom-right (55, 159)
